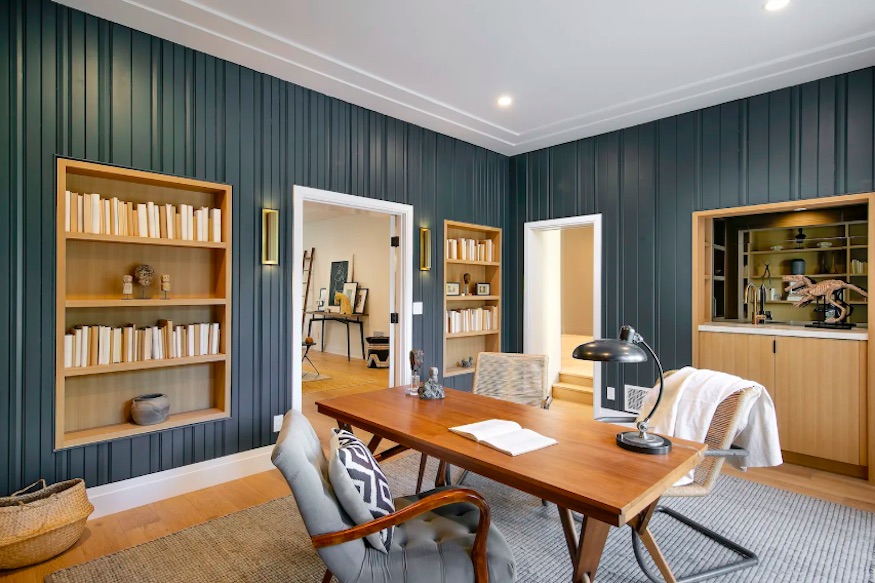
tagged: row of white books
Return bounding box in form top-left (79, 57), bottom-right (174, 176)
top-left (850, 259), bottom-right (868, 274)
top-left (446, 307), bottom-right (499, 334)
top-left (445, 238), bottom-right (496, 262)
top-left (64, 321), bottom-right (221, 368)
top-left (64, 191), bottom-right (222, 243)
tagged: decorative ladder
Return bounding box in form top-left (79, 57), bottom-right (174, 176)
top-left (301, 247), bottom-right (316, 332)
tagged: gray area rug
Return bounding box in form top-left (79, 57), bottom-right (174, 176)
top-left (47, 454), bottom-right (875, 582)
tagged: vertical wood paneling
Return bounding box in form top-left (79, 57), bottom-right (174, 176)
top-left (0, 0), bottom-right (509, 494)
top-left (513, 71), bottom-right (875, 410)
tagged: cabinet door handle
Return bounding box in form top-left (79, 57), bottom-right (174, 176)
top-left (773, 339), bottom-right (776, 354)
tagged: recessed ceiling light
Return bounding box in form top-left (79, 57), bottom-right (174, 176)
top-left (497, 96), bottom-right (513, 107)
top-left (763, 0), bottom-right (790, 12)
top-left (794, 207), bottom-right (808, 212)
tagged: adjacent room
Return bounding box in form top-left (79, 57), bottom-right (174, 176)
top-left (3, 1), bottom-right (875, 582)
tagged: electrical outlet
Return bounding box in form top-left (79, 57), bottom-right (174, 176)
top-left (606, 386), bottom-right (616, 401)
top-left (273, 414), bottom-right (284, 432)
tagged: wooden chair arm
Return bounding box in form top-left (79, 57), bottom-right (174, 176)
top-left (311, 487), bottom-right (492, 582)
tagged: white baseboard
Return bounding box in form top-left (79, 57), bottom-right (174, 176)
top-left (86, 445), bottom-right (276, 520)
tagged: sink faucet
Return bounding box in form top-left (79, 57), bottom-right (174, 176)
top-left (745, 282), bottom-right (767, 325)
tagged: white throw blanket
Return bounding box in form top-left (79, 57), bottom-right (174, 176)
top-left (637, 366), bottom-right (782, 486)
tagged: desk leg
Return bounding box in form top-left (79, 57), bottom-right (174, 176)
top-left (320, 320), bottom-right (326, 353)
top-left (346, 321), bottom-right (351, 361)
top-left (629, 501), bottom-right (677, 583)
top-left (358, 321), bottom-right (365, 359)
top-left (557, 507), bottom-right (610, 583)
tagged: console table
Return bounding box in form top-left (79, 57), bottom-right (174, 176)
top-left (306, 312), bottom-right (367, 361)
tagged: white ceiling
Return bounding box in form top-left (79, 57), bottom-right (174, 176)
top-left (57, 0), bottom-right (875, 155)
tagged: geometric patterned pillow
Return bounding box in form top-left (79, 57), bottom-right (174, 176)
top-left (328, 429), bottom-right (395, 552)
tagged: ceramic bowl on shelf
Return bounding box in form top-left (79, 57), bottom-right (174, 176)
top-left (770, 245), bottom-right (784, 251)
top-left (817, 241), bottom-right (833, 248)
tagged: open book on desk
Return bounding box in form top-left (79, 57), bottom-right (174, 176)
top-left (449, 419), bottom-right (558, 456)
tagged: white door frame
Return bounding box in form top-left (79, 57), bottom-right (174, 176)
top-left (523, 214), bottom-right (605, 418)
top-left (291, 186), bottom-right (414, 412)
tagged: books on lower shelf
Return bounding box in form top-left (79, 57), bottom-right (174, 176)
top-left (851, 259), bottom-right (868, 274)
top-left (449, 419), bottom-right (558, 456)
top-left (63, 190), bottom-right (222, 243)
top-left (446, 307), bottom-right (499, 334)
top-left (445, 237), bottom-right (496, 262)
top-left (64, 320), bottom-right (221, 368)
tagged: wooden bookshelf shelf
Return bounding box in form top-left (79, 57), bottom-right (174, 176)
top-left (447, 330), bottom-right (500, 339)
top-left (56, 158), bottom-right (232, 450)
top-left (445, 295), bottom-right (500, 302)
top-left (66, 232), bottom-right (227, 249)
top-left (443, 220), bottom-right (502, 378)
top-left (64, 354), bottom-right (227, 377)
top-left (66, 298), bottom-right (227, 308)
top-left (63, 408), bottom-right (228, 448)
top-left (444, 366), bottom-right (475, 378)
top-left (446, 259), bottom-right (500, 267)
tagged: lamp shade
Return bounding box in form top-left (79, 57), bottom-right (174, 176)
top-left (572, 338), bottom-right (647, 363)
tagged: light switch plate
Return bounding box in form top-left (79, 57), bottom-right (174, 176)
top-left (606, 386), bottom-right (616, 401)
top-left (413, 301), bottom-right (423, 315)
top-left (273, 414), bottom-right (283, 432)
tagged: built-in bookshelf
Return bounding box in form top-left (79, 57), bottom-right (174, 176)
top-left (55, 158), bottom-right (232, 449)
top-left (443, 220), bottom-right (501, 378)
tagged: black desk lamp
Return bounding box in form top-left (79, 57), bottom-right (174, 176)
top-left (572, 325), bottom-right (672, 454)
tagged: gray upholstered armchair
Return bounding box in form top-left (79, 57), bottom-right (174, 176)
top-left (271, 411), bottom-right (516, 583)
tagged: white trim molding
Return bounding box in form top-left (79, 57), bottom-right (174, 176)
top-left (524, 214), bottom-right (604, 418)
top-left (291, 186), bottom-right (414, 413)
top-left (86, 446), bottom-right (275, 520)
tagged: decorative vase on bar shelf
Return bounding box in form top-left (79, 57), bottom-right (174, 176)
top-left (130, 393), bottom-right (170, 425)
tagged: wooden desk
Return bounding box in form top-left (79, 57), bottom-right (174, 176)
top-left (317, 387), bottom-right (706, 583)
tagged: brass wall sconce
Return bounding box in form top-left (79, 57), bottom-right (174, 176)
top-left (262, 209), bottom-right (279, 265)
top-left (420, 227), bottom-right (431, 271)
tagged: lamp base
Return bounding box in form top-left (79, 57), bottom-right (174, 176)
top-left (616, 431), bottom-right (672, 455)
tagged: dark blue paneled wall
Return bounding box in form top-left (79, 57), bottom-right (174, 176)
top-left (510, 71), bottom-right (875, 410)
top-left (0, 0), bottom-right (510, 495)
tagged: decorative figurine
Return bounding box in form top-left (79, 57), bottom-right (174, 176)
top-left (408, 349), bottom-right (424, 395)
top-left (462, 273), bottom-right (472, 295)
top-left (122, 275), bottom-right (134, 300)
top-left (458, 356), bottom-right (474, 368)
top-left (335, 291), bottom-right (353, 315)
top-left (418, 366), bottom-right (445, 400)
top-left (783, 274), bottom-right (868, 326)
top-left (134, 264), bottom-right (155, 299)
top-left (160, 274), bottom-right (171, 300)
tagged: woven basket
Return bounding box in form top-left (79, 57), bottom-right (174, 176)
top-left (0, 478), bottom-right (94, 569)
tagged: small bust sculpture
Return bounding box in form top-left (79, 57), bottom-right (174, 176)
top-left (462, 273), bottom-right (472, 295)
top-left (418, 366), bottom-right (445, 400)
top-left (160, 274), bottom-right (171, 299)
top-left (122, 275), bottom-right (133, 299)
top-left (409, 349), bottom-right (424, 377)
top-left (458, 356), bottom-right (474, 368)
top-left (134, 265), bottom-right (155, 299)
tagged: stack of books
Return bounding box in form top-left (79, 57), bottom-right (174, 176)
top-left (446, 307), bottom-right (499, 334)
top-left (63, 191), bottom-right (222, 243)
top-left (851, 259), bottom-right (868, 274)
top-left (445, 238), bottom-right (495, 262)
top-left (64, 320), bottom-right (221, 368)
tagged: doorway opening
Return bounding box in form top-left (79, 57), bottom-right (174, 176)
top-left (524, 214), bottom-right (603, 418)
top-left (291, 186), bottom-right (413, 414)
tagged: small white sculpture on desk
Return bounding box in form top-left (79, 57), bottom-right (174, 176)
top-left (160, 274), bottom-right (171, 300)
top-left (418, 367), bottom-right (445, 400)
top-left (122, 275), bottom-right (134, 299)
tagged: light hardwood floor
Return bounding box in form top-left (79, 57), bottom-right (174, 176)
top-left (3, 362), bottom-right (874, 581)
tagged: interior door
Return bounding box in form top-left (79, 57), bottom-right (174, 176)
top-left (388, 214), bottom-right (400, 387)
